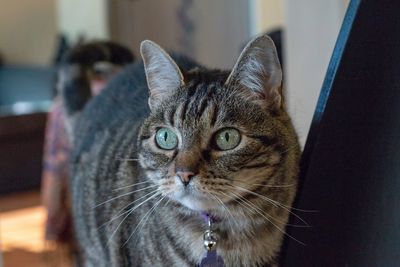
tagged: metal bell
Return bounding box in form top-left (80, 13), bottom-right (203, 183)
top-left (203, 229), bottom-right (218, 251)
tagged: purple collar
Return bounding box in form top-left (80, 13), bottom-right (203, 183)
top-left (200, 212), bottom-right (221, 225)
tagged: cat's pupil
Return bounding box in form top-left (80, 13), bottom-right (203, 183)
top-left (163, 132), bottom-right (168, 142)
top-left (225, 132), bottom-right (230, 142)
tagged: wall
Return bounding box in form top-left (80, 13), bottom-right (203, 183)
top-left (109, 0), bottom-right (183, 60)
top-left (251, 0), bottom-right (349, 147)
top-left (109, 0), bottom-right (250, 69)
top-left (250, 0), bottom-right (284, 36)
top-left (0, 0), bottom-right (57, 66)
top-left (57, 0), bottom-right (109, 43)
top-left (284, 0), bottom-right (348, 146)
top-left (191, 0), bottom-right (250, 69)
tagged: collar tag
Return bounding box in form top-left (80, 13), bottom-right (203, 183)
top-left (200, 250), bottom-right (225, 267)
top-left (200, 213), bottom-right (225, 267)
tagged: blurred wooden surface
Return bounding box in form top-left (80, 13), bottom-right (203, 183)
top-left (0, 191), bottom-right (71, 267)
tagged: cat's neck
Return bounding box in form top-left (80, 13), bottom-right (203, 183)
top-left (159, 201), bottom-right (283, 266)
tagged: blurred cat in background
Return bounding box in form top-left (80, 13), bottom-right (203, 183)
top-left (41, 41), bottom-right (134, 258)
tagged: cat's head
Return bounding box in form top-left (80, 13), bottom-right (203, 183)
top-left (137, 35), bottom-right (298, 214)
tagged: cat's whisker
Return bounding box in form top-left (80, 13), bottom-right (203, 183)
top-left (232, 191), bottom-right (306, 238)
top-left (226, 190), bottom-right (306, 245)
top-left (162, 196), bottom-right (172, 207)
top-left (98, 189), bottom-right (162, 230)
top-left (224, 190), bottom-right (308, 228)
top-left (113, 180), bottom-right (153, 191)
top-left (204, 190), bottom-right (238, 231)
top-left (106, 191), bottom-right (163, 244)
top-left (218, 191), bottom-right (259, 224)
top-left (278, 143), bottom-right (300, 156)
top-left (123, 193), bottom-right (169, 247)
top-left (116, 157), bottom-right (140, 162)
top-left (235, 180), bottom-right (296, 188)
top-left (93, 184), bottom-right (159, 208)
top-left (251, 183), bottom-right (296, 188)
top-left (235, 184), bottom-right (317, 213)
top-left (217, 191), bottom-right (274, 244)
top-left (232, 191), bottom-right (288, 225)
top-left (229, 184), bottom-right (311, 226)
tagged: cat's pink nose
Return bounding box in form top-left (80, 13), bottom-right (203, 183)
top-left (176, 171), bottom-right (195, 186)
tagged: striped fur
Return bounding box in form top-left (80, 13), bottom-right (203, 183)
top-left (67, 35), bottom-right (300, 267)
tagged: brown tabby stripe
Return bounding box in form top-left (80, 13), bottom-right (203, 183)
top-left (168, 150), bottom-right (179, 163)
top-left (167, 108), bottom-right (176, 126)
top-left (196, 94), bottom-right (209, 119)
top-left (179, 99), bottom-right (190, 123)
top-left (177, 84), bottom-right (211, 124)
top-left (230, 181), bottom-right (280, 206)
top-left (138, 134), bottom-right (151, 141)
top-left (196, 85), bottom-right (214, 118)
top-left (209, 103), bottom-right (218, 127)
top-left (163, 225), bottom-right (194, 265)
top-left (142, 166), bottom-right (158, 171)
top-left (226, 152), bottom-right (271, 171)
top-left (240, 162), bottom-right (274, 170)
top-left (225, 162), bottom-right (282, 205)
top-left (249, 135), bottom-right (277, 147)
top-left (201, 149), bottom-right (212, 162)
top-left (186, 89), bottom-right (203, 119)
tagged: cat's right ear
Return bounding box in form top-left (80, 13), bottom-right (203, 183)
top-left (140, 40), bottom-right (185, 110)
top-left (225, 34), bottom-right (283, 111)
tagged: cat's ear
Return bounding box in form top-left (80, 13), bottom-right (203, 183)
top-left (225, 34), bottom-right (283, 111)
top-left (140, 40), bottom-right (185, 110)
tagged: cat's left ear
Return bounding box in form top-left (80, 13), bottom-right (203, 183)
top-left (140, 40), bottom-right (185, 110)
top-left (225, 34), bottom-right (283, 111)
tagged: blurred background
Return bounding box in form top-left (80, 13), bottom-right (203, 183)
top-left (0, 0), bottom-right (349, 266)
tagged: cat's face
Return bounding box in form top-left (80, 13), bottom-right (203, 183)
top-left (138, 36), bottom-right (297, 213)
top-left (139, 82), bottom-right (286, 211)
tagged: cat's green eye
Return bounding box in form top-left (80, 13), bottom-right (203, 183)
top-left (215, 128), bottom-right (241, 151)
top-left (155, 128), bottom-right (178, 150)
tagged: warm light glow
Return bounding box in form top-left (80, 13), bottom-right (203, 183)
top-left (0, 206), bottom-right (46, 253)
top-left (0, 191), bottom-right (72, 267)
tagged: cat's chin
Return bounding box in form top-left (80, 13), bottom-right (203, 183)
top-left (171, 192), bottom-right (217, 211)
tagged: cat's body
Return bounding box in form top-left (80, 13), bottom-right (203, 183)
top-left (65, 36), bottom-right (300, 267)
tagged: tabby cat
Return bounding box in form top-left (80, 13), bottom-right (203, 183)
top-left (63, 34), bottom-right (300, 267)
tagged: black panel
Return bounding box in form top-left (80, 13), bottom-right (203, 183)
top-left (0, 113), bottom-right (46, 195)
top-left (282, 0), bottom-right (400, 266)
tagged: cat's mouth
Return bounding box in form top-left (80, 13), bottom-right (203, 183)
top-left (170, 186), bottom-right (218, 211)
